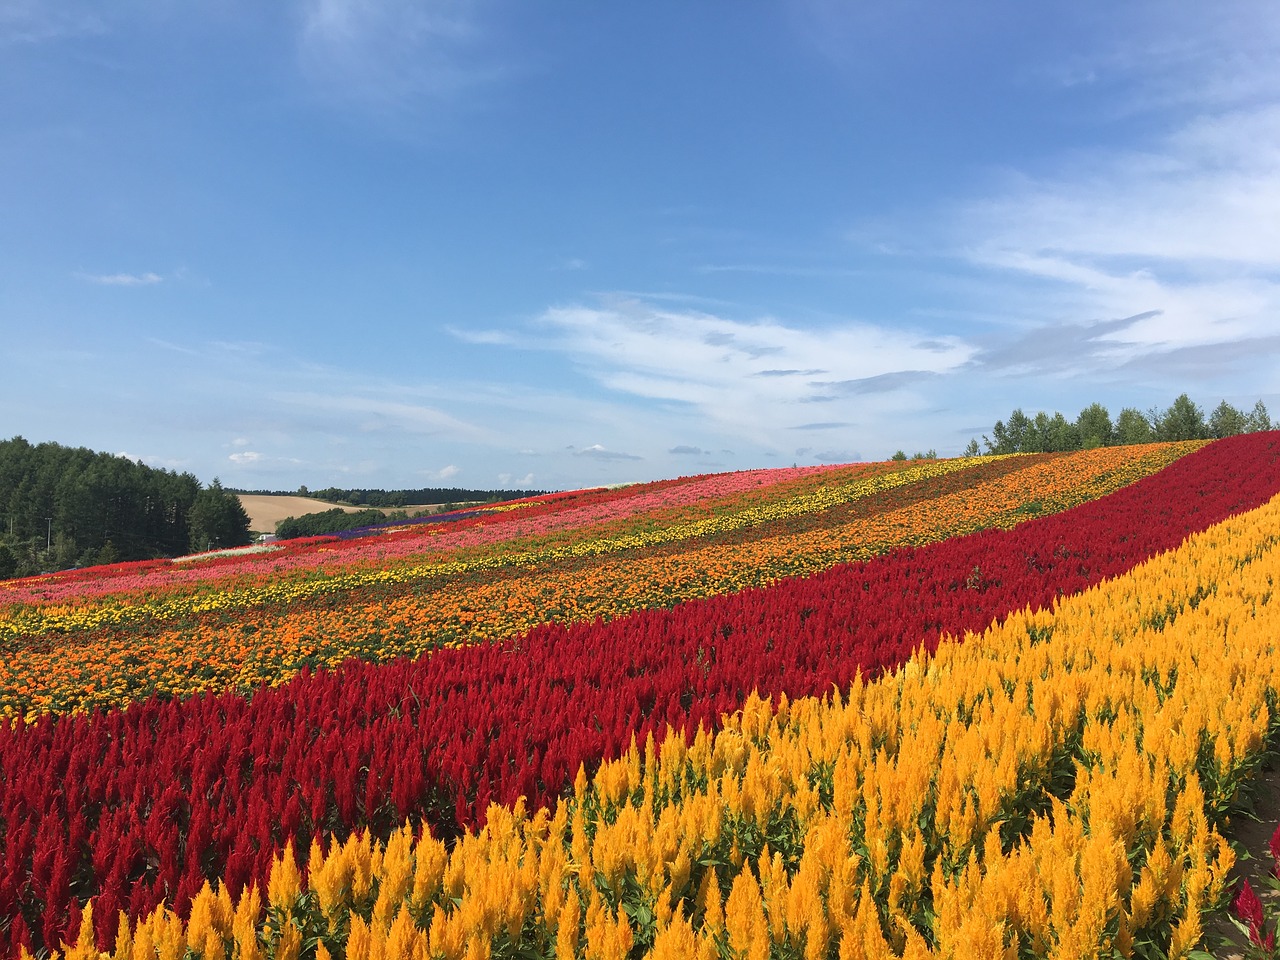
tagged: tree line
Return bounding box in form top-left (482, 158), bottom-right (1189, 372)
top-left (274, 508), bottom-right (410, 540)
top-left (232, 485), bottom-right (549, 508)
top-left (974, 395), bottom-right (1271, 456)
top-left (0, 437), bottom-right (251, 579)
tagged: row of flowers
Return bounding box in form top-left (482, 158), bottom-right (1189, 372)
top-left (4, 434), bottom-right (1276, 954)
top-left (0, 445), bottom-right (1197, 718)
top-left (0, 466), bottom-right (841, 606)
top-left (42, 442), bottom-right (1280, 959)
top-left (0, 460), bottom-right (951, 627)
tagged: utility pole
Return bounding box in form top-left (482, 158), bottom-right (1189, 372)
top-left (45, 517), bottom-right (52, 551)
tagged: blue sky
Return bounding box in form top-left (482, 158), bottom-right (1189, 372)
top-left (4, 1), bottom-right (1279, 491)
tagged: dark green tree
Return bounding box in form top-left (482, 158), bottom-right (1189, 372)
top-left (276, 507), bottom-right (391, 539)
top-left (0, 437), bottom-right (201, 577)
top-left (963, 438), bottom-right (981, 457)
top-left (1208, 400), bottom-right (1247, 439)
top-left (1248, 399), bottom-right (1272, 433)
top-left (187, 479), bottom-right (252, 552)
top-left (1154, 394), bottom-right (1207, 441)
top-left (1036, 411), bottom-right (1079, 452)
top-left (1075, 403), bottom-right (1113, 449)
top-left (985, 408), bottom-right (1035, 454)
top-left (1115, 407), bottom-right (1154, 445)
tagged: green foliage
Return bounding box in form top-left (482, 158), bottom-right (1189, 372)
top-left (0, 436), bottom-right (203, 578)
top-left (891, 450), bottom-right (908, 461)
top-left (1116, 407), bottom-right (1153, 445)
top-left (187, 478), bottom-right (253, 552)
top-left (276, 507), bottom-right (403, 540)
top-left (1208, 400), bottom-right (1248, 439)
top-left (1153, 393), bottom-right (1207, 441)
top-left (1249, 399), bottom-right (1272, 433)
top-left (984, 408), bottom-right (1034, 455)
top-left (299, 486), bottom-right (547, 508)
top-left (1076, 402), bottom-right (1113, 449)
top-left (983, 395), bottom-right (1271, 458)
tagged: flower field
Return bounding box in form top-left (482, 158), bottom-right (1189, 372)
top-left (0, 443), bottom-right (1192, 718)
top-left (6, 434), bottom-right (1280, 959)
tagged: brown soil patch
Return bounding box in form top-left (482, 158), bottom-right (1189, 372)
top-left (238, 496), bottom-right (453, 534)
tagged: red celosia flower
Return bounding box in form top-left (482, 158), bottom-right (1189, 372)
top-left (1237, 878), bottom-right (1266, 939)
top-left (1269, 822), bottom-right (1280, 878)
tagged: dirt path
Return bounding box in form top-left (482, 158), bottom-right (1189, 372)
top-left (1205, 763), bottom-right (1280, 957)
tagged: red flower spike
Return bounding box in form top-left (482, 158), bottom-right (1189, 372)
top-left (1237, 878), bottom-right (1265, 932)
top-left (1269, 822), bottom-right (1280, 876)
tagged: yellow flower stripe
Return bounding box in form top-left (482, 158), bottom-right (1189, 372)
top-left (49, 450), bottom-right (1272, 960)
top-left (0, 444), bottom-right (1196, 718)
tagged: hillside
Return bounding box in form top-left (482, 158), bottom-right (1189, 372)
top-left (3, 437), bottom-right (1280, 958)
top-left (236, 494), bottom-right (452, 534)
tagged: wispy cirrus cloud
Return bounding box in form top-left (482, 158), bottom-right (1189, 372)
top-left (953, 103), bottom-right (1280, 393)
top-left (79, 271), bottom-right (163, 286)
top-left (1032, 1), bottom-right (1280, 114)
top-left (447, 326), bottom-right (517, 346)
top-left (537, 297), bottom-right (973, 422)
top-left (922, 1), bottom-right (1280, 399)
top-left (469, 296), bottom-right (979, 455)
top-left (0, 2), bottom-right (104, 45)
top-left (572, 443), bottom-right (642, 462)
top-left (296, 0), bottom-right (508, 112)
top-left (274, 391), bottom-right (497, 443)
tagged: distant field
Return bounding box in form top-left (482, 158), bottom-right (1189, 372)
top-left (238, 495), bottom-right (443, 532)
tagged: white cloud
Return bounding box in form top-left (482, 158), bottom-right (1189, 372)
top-left (147, 338), bottom-right (198, 355)
top-left (0, 2), bottom-right (103, 44)
top-left (447, 326), bottom-right (518, 346)
top-left (498, 471), bottom-right (535, 485)
top-left (915, 0), bottom-right (1280, 394)
top-left (297, 0), bottom-right (505, 111)
top-left (229, 451), bottom-right (263, 464)
top-left (80, 271), bottom-right (163, 286)
top-left (959, 103), bottom-right (1280, 372)
top-left (273, 391), bottom-right (497, 443)
top-left (1035, 1), bottom-right (1280, 115)
top-left (969, 107), bottom-right (1280, 271)
top-left (424, 463), bottom-right (460, 481)
top-left (813, 449), bottom-right (860, 464)
top-left (573, 443), bottom-right (643, 462)
top-left (534, 298), bottom-right (975, 446)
